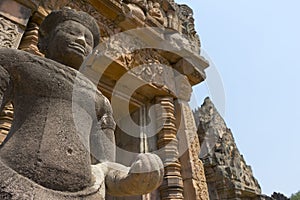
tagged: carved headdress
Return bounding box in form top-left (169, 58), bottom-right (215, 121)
top-left (38, 7), bottom-right (100, 53)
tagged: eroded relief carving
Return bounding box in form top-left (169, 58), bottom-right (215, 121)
top-left (102, 33), bottom-right (142, 66)
top-left (147, 1), bottom-right (166, 26)
top-left (0, 17), bottom-right (20, 48)
top-left (129, 49), bottom-right (170, 86)
top-left (94, 33), bottom-right (175, 88)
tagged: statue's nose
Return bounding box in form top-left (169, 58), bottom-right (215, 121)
top-left (75, 35), bottom-right (86, 47)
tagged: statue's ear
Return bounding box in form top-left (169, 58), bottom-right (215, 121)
top-left (37, 30), bottom-right (49, 54)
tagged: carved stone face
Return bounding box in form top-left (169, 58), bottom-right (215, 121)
top-left (46, 20), bottom-right (94, 69)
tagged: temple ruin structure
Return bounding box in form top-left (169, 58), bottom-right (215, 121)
top-left (194, 98), bottom-right (267, 200)
top-left (0, 0), bottom-right (277, 199)
top-left (0, 0), bottom-right (209, 199)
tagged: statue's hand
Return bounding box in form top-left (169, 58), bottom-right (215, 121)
top-left (128, 153), bottom-right (164, 191)
top-left (104, 153), bottom-right (164, 196)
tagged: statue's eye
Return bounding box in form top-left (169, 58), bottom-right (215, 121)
top-left (68, 31), bottom-right (77, 36)
top-left (85, 34), bottom-right (93, 46)
top-left (86, 40), bottom-right (92, 46)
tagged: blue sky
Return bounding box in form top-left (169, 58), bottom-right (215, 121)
top-left (176, 0), bottom-right (300, 197)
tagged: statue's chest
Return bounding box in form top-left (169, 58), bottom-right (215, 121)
top-left (10, 63), bottom-right (96, 101)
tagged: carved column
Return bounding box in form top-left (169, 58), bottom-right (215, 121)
top-left (155, 97), bottom-right (184, 200)
top-left (174, 75), bottom-right (209, 200)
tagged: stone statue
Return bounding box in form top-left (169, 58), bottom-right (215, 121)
top-left (0, 7), bottom-right (163, 199)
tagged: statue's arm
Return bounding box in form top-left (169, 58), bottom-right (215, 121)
top-left (0, 48), bottom-right (30, 112)
top-left (100, 153), bottom-right (164, 196)
top-left (91, 94), bottom-right (116, 163)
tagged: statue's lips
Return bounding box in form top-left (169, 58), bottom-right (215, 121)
top-left (68, 43), bottom-right (86, 55)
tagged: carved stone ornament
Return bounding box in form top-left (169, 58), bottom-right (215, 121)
top-left (0, 16), bottom-right (21, 48)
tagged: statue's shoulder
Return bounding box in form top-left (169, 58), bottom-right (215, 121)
top-left (0, 48), bottom-right (95, 87)
top-left (0, 48), bottom-right (45, 67)
top-left (0, 47), bottom-right (35, 60)
top-left (0, 48), bottom-right (64, 70)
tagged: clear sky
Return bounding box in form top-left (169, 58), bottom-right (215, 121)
top-left (176, 0), bottom-right (300, 197)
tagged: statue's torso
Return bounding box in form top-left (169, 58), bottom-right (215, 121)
top-left (0, 49), bottom-right (102, 192)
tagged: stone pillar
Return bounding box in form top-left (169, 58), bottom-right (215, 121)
top-left (0, 0), bottom-right (38, 144)
top-left (174, 75), bottom-right (209, 200)
top-left (155, 97), bottom-right (184, 200)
